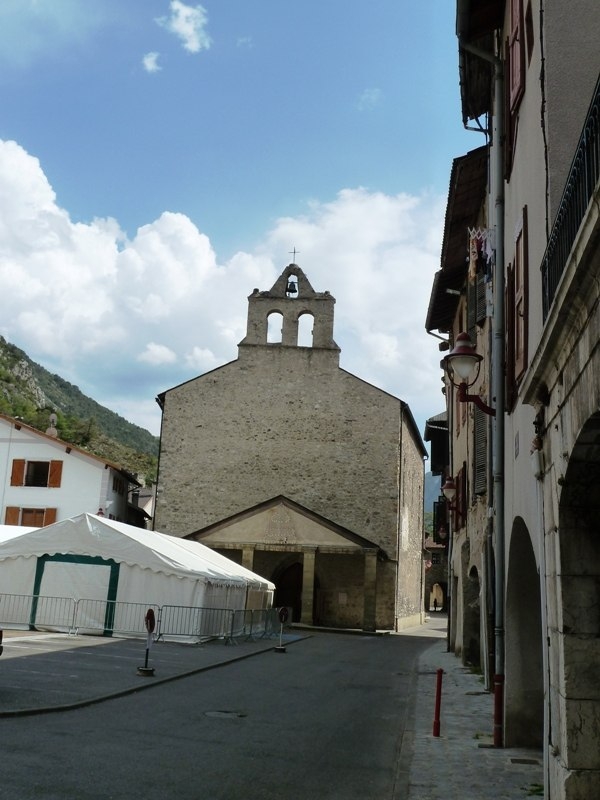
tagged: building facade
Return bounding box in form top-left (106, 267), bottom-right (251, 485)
top-left (427, 2), bottom-right (600, 797)
top-left (154, 265), bottom-right (427, 631)
top-left (0, 413), bottom-right (140, 526)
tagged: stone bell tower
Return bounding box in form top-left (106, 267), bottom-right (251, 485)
top-left (239, 263), bottom-right (340, 357)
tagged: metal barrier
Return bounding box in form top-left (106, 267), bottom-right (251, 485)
top-left (0, 593), bottom-right (284, 642)
top-left (74, 599), bottom-right (160, 637)
top-left (158, 605), bottom-right (235, 642)
top-left (0, 593), bottom-right (76, 632)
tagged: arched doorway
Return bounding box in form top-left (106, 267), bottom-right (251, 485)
top-left (273, 562), bottom-right (303, 622)
top-left (505, 517), bottom-right (543, 746)
top-left (429, 582), bottom-right (445, 611)
top-left (463, 566), bottom-right (481, 669)
top-left (555, 412), bottom-right (600, 790)
top-left (272, 559), bottom-right (321, 624)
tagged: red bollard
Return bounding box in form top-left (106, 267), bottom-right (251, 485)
top-left (432, 668), bottom-right (444, 737)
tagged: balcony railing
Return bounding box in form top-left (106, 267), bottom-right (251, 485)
top-left (542, 73), bottom-right (600, 320)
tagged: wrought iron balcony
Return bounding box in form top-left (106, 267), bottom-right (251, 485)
top-left (542, 74), bottom-right (600, 320)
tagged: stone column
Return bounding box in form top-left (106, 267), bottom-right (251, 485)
top-left (363, 549), bottom-right (378, 631)
top-left (241, 545), bottom-right (255, 571)
top-left (301, 548), bottom-right (317, 625)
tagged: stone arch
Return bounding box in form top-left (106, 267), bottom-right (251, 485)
top-left (271, 554), bottom-right (320, 624)
top-left (267, 311), bottom-right (283, 343)
top-left (555, 411), bottom-right (600, 788)
top-left (429, 582), bottom-right (445, 611)
top-left (505, 516), bottom-right (543, 746)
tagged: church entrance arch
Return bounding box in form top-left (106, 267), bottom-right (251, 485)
top-left (272, 556), bottom-right (320, 624)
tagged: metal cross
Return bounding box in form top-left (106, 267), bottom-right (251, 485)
top-left (289, 248), bottom-right (300, 262)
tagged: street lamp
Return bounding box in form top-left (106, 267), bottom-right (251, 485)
top-left (441, 475), bottom-right (463, 528)
top-left (443, 332), bottom-right (495, 416)
top-left (441, 477), bottom-right (458, 508)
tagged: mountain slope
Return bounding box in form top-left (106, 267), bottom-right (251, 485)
top-left (0, 336), bottom-right (158, 480)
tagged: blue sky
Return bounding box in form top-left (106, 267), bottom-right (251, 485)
top-left (0, 1), bottom-right (478, 439)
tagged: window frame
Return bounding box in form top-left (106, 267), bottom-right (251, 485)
top-left (10, 459), bottom-right (63, 488)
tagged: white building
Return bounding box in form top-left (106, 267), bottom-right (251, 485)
top-left (0, 413), bottom-right (140, 527)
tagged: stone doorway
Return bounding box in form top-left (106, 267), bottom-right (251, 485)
top-left (273, 561), bottom-right (303, 622)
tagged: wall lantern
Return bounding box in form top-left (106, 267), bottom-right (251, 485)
top-left (441, 476), bottom-right (463, 528)
top-left (441, 477), bottom-right (459, 511)
top-left (443, 331), bottom-right (495, 416)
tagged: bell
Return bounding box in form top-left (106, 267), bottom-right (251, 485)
top-left (286, 280), bottom-right (298, 295)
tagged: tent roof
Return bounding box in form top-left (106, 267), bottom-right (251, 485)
top-left (0, 525), bottom-right (38, 544)
top-left (0, 514), bottom-right (274, 590)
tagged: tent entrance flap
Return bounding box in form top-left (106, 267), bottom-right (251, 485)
top-left (32, 554), bottom-right (120, 634)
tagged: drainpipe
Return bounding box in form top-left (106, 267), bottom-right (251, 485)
top-left (457, 22), bottom-right (505, 747)
top-left (491, 53), bottom-right (506, 748)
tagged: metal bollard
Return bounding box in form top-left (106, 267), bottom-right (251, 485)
top-left (432, 668), bottom-right (444, 737)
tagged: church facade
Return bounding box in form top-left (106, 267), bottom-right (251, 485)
top-left (154, 265), bottom-right (426, 631)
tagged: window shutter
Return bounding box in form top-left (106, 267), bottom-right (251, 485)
top-left (467, 280), bottom-right (477, 342)
top-left (5, 507), bottom-right (20, 525)
top-left (505, 264), bottom-right (516, 410)
top-left (509, 0), bottom-right (525, 112)
top-left (514, 206), bottom-right (528, 380)
top-left (10, 459), bottom-right (25, 486)
top-left (473, 407), bottom-right (488, 495)
top-left (460, 462), bottom-right (468, 522)
top-left (476, 271), bottom-right (487, 325)
top-left (43, 508), bottom-right (57, 526)
top-left (48, 461), bottom-right (63, 488)
top-left (468, 271), bottom-right (487, 340)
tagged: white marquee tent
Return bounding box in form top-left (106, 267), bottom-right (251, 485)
top-left (0, 514), bottom-right (274, 635)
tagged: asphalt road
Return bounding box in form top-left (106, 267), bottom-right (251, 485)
top-left (0, 631), bottom-right (434, 800)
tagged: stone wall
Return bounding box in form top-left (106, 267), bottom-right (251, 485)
top-left (156, 344), bottom-right (407, 557)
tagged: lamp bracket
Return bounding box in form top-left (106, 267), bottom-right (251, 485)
top-left (457, 382), bottom-right (496, 417)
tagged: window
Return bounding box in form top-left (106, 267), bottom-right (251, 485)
top-left (525, 1), bottom-right (534, 64)
top-left (431, 553), bottom-right (441, 566)
top-left (508, 0), bottom-right (525, 113)
top-left (505, 207), bottom-right (529, 409)
top-left (453, 463), bottom-right (468, 531)
top-left (4, 507), bottom-right (57, 526)
top-left (514, 208), bottom-right (528, 379)
top-left (10, 459), bottom-right (63, 488)
top-left (26, 461), bottom-right (50, 487)
top-left (505, 0), bottom-right (526, 177)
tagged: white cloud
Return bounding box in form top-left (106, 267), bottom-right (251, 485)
top-left (185, 346), bottom-right (219, 371)
top-left (142, 52), bottom-right (162, 73)
top-left (0, 139), bottom-right (446, 438)
top-left (138, 343), bottom-right (177, 365)
top-left (157, 1), bottom-right (211, 54)
top-left (357, 88), bottom-right (382, 111)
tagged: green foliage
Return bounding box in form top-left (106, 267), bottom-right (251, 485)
top-left (0, 336), bottom-right (158, 483)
